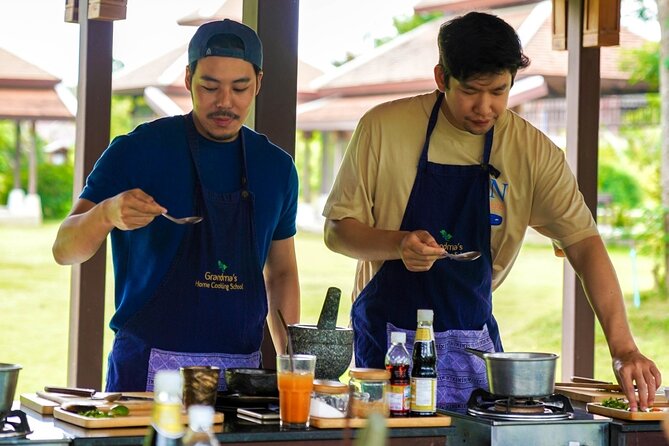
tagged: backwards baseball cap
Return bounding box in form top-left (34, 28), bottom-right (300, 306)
top-left (188, 19), bottom-right (263, 70)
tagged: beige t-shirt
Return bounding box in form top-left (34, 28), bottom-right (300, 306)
top-left (323, 90), bottom-right (598, 298)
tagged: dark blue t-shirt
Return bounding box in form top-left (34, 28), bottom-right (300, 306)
top-left (81, 116), bottom-right (298, 331)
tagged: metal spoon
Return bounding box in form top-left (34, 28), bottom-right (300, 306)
top-left (440, 251), bottom-right (481, 261)
top-left (161, 213), bottom-right (203, 225)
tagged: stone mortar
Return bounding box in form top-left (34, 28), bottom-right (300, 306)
top-left (288, 324), bottom-right (353, 380)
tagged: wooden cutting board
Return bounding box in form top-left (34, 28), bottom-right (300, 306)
top-left (20, 392), bottom-right (153, 415)
top-left (53, 407), bottom-right (224, 429)
top-left (21, 393), bottom-right (60, 415)
top-left (310, 413), bottom-right (451, 429)
top-left (586, 402), bottom-right (669, 421)
top-left (555, 386), bottom-right (669, 404)
top-left (554, 386), bottom-right (627, 403)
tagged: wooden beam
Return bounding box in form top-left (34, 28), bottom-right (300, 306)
top-left (243, 0), bottom-right (300, 369)
top-left (68, 5), bottom-right (113, 389)
top-left (254, 0), bottom-right (299, 157)
top-left (561, 0), bottom-right (600, 380)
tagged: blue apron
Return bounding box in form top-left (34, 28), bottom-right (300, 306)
top-left (351, 93), bottom-right (502, 411)
top-left (106, 114), bottom-right (266, 392)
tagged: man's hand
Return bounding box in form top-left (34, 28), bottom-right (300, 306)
top-left (613, 350), bottom-right (662, 411)
top-left (104, 188), bottom-right (167, 230)
top-left (399, 230), bottom-right (446, 272)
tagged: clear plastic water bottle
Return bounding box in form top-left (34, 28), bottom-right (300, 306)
top-left (182, 405), bottom-right (219, 446)
top-left (144, 370), bottom-right (185, 446)
top-left (384, 331), bottom-right (411, 417)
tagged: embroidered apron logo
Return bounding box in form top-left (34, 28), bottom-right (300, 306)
top-left (438, 230), bottom-right (464, 252)
top-left (195, 260), bottom-right (245, 291)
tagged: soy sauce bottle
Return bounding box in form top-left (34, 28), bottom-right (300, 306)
top-left (410, 309), bottom-right (437, 416)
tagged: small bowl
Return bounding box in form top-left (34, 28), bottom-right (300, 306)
top-left (224, 368), bottom-right (278, 396)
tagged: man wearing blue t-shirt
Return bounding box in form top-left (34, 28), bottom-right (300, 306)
top-left (52, 19), bottom-right (300, 392)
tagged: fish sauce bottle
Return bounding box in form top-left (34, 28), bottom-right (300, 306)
top-left (410, 309), bottom-right (437, 416)
top-left (144, 370), bottom-right (185, 446)
top-left (384, 331), bottom-right (411, 417)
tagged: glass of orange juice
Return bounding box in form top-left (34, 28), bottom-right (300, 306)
top-left (276, 354), bottom-right (317, 429)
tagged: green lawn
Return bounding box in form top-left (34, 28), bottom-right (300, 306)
top-left (1, 222), bottom-right (666, 397)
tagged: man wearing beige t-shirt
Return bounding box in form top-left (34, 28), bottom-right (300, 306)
top-left (323, 11), bottom-right (661, 411)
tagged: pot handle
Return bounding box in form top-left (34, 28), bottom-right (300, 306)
top-left (464, 347), bottom-right (488, 360)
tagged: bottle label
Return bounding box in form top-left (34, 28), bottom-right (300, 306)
top-left (411, 377), bottom-right (437, 413)
top-left (152, 402), bottom-right (184, 439)
top-left (415, 327), bottom-right (431, 342)
top-left (388, 384), bottom-right (411, 412)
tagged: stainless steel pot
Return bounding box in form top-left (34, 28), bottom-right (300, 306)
top-left (465, 348), bottom-right (558, 397)
top-left (0, 363), bottom-right (21, 421)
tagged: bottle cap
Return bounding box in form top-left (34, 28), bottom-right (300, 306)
top-left (390, 331), bottom-right (406, 344)
top-left (417, 309), bottom-right (434, 322)
top-left (188, 404), bottom-right (215, 429)
top-left (154, 369), bottom-right (183, 395)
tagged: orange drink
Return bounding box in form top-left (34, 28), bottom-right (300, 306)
top-left (278, 371), bottom-right (314, 423)
top-left (276, 354), bottom-right (316, 429)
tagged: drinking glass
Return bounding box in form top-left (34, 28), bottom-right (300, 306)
top-left (276, 354), bottom-right (316, 429)
top-left (180, 366), bottom-right (220, 408)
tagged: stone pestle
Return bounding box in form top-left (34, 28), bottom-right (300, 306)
top-left (316, 287), bottom-right (341, 330)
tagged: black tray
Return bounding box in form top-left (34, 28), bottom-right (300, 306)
top-left (215, 392), bottom-right (279, 412)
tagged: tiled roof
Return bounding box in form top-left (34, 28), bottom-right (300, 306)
top-left (0, 87), bottom-right (73, 120)
top-left (0, 47), bottom-right (73, 120)
top-left (0, 47), bottom-right (59, 86)
top-left (298, 75), bottom-right (550, 131)
top-left (113, 45), bottom-right (187, 94)
top-left (311, 2), bottom-right (650, 96)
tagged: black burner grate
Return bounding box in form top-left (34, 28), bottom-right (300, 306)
top-left (466, 388), bottom-right (574, 421)
top-left (0, 409), bottom-right (32, 439)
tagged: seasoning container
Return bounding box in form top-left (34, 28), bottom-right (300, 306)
top-left (348, 368), bottom-right (390, 418)
top-left (310, 379), bottom-right (349, 419)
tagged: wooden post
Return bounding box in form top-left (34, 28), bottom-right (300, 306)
top-left (28, 121), bottom-right (37, 195)
top-left (243, 0), bottom-right (300, 369)
top-left (561, 0), bottom-right (600, 380)
top-left (13, 121), bottom-right (21, 190)
top-left (68, 2), bottom-right (113, 389)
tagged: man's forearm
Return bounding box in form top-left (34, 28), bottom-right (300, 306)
top-left (52, 202), bottom-right (114, 265)
top-left (564, 236), bottom-right (637, 356)
top-left (324, 218), bottom-right (407, 261)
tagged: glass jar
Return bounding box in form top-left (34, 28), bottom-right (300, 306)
top-left (348, 368), bottom-right (390, 418)
top-left (310, 379), bottom-right (349, 419)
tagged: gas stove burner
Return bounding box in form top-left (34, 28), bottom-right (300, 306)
top-left (0, 410), bottom-right (32, 439)
top-left (467, 388), bottom-right (573, 421)
top-left (493, 397), bottom-right (546, 414)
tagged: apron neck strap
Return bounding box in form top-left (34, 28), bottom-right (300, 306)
top-left (420, 93), bottom-right (501, 179)
top-left (419, 93), bottom-right (445, 164)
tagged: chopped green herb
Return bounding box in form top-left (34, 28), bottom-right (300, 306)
top-left (78, 409), bottom-right (108, 418)
top-left (78, 404), bottom-right (130, 418)
top-left (601, 397), bottom-right (629, 410)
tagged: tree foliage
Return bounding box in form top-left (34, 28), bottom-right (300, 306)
top-left (619, 42), bottom-right (660, 90)
top-left (374, 12), bottom-right (443, 47)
